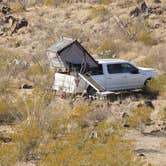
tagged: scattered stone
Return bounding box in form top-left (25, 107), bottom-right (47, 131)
top-left (144, 100), bottom-right (155, 109)
top-left (130, 7), bottom-right (141, 17)
top-left (90, 131), bottom-right (98, 139)
top-left (1, 6), bottom-right (11, 15)
top-left (0, 135), bottom-right (12, 143)
top-left (122, 112), bottom-right (129, 118)
top-left (129, 1), bottom-right (163, 18)
top-left (20, 84), bottom-right (33, 89)
top-left (12, 18), bottom-right (28, 34)
top-left (140, 1), bottom-right (148, 13)
top-left (139, 153), bottom-right (145, 157)
top-left (123, 124), bottom-right (130, 128)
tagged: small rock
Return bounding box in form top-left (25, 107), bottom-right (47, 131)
top-left (20, 84), bottom-right (33, 89)
top-left (144, 100), bottom-right (154, 109)
top-left (139, 153), bottom-right (145, 157)
top-left (1, 6), bottom-right (11, 15)
top-left (122, 112), bottom-right (129, 118)
top-left (123, 124), bottom-right (130, 128)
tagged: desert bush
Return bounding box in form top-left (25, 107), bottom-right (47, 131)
top-left (44, 0), bottom-right (66, 6)
top-left (129, 106), bottom-right (152, 128)
top-left (137, 31), bottom-right (157, 46)
top-left (100, 0), bottom-right (112, 5)
top-left (0, 143), bottom-right (19, 166)
top-left (40, 121), bottom-right (142, 166)
top-left (0, 95), bottom-right (25, 124)
top-left (159, 109), bottom-right (166, 121)
top-left (0, 47), bottom-right (21, 76)
top-left (117, 0), bottom-right (135, 8)
top-left (128, 19), bottom-right (157, 46)
top-left (97, 39), bottom-right (118, 58)
top-left (146, 75), bottom-right (166, 96)
top-left (89, 5), bottom-right (109, 21)
top-left (14, 117), bottom-right (44, 160)
top-left (25, 62), bottom-right (54, 87)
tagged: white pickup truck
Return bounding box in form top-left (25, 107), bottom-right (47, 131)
top-left (53, 59), bottom-right (157, 95)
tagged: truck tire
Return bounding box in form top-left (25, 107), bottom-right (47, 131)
top-left (143, 78), bottom-right (152, 92)
top-left (87, 86), bottom-right (96, 96)
top-left (144, 78), bottom-right (152, 87)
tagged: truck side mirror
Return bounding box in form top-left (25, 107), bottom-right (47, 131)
top-left (131, 69), bottom-right (139, 74)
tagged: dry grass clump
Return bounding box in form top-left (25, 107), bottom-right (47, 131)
top-left (14, 117), bottom-right (44, 161)
top-left (136, 31), bottom-right (157, 46)
top-left (128, 20), bottom-right (157, 46)
top-left (97, 39), bottom-right (118, 58)
top-left (100, 0), bottom-right (113, 5)
top-left (0, 143), bottom-right (19, 166)
top-left (146, 75), bottom-right (166, 97)
top-left (159, 109), bottom-right (166, 121)
top-left (25, 63), bottom-right (54, 87)
top-left (44, 0), bottom-right (66, 6)
top-left (129, 106), bottom-right (152, 128)
top-left (117, 0), bottom-right (135, 8)
top-left (89, 5), bottom-right (109, 21)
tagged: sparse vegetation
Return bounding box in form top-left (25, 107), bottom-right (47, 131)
top-left (0, 0), bottom-right (166, 165)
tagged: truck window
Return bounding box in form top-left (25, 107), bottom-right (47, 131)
top-left (121, 63), bottom-right (137, 73)
top-left (107, 64), bottom-right (123, 74)
top-left (90, 64), bottom-right (103, 75)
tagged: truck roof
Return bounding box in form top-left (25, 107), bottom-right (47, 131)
top-left (97, 59), bottom-right (128, 64)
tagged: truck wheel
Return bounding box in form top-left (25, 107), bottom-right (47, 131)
top-left (144, 78), bottom-right (152, 87)
top-left (87, 86), bottom-right (96, 96)
top-left (143, 78), bottom-right (152, 91)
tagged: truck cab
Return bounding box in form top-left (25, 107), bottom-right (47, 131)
top-left (92, 59), bottom-right (157, 91)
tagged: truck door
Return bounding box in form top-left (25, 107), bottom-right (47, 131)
top-left (121, 63), bottom-right (145, 88)
top-left (106, 63), bottom-right (128, 90)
